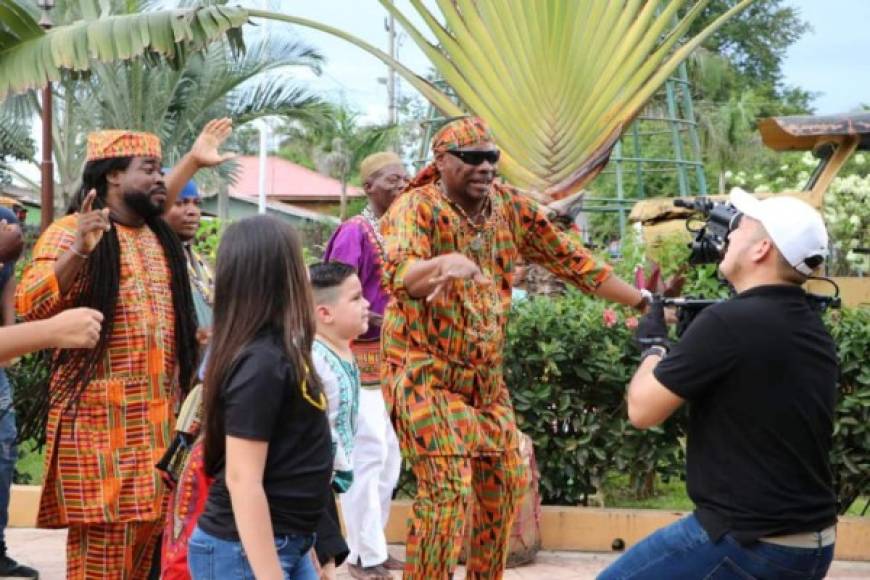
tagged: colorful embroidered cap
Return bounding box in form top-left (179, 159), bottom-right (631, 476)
top-left (360, 152), bottom-right (403, 183)
top-left (86, 130), bottom-right (161, 163)
top-left (431, 116), bottom-right (494, 153)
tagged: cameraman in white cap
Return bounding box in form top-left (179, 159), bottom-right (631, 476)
top-left (600, 189), bottom-right (838, 579)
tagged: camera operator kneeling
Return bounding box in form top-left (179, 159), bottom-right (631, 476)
top-left (599, 189), bottom-right (838, 580)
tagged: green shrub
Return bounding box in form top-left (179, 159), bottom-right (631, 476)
top-left (505, 290), bottom-right (685, 505)
top-left (193, 218), bottom-right (224, 263)
top-left (8, 350), bottom-right (51, 483)
top-left (505, 289), bottom-right (869, 513)
top-left (826, 307), bottom-right (870, 514)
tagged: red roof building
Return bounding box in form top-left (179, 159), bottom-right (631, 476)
top-left (229, 155), bottom-right (364, 215)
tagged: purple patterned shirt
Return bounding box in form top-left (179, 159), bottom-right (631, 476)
top-left (323, 216), bottom-right (389, 341)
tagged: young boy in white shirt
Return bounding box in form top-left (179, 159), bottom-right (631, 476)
top-left (309, 262), bottom-right (372, 580)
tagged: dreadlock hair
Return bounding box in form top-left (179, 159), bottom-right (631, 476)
top-left (29, 157), bottom-right (199, 436)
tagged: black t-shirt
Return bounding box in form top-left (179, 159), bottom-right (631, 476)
top-left (654, 284), bottom-right (838, 544)
top-left (198, 331), bottom-right (333, 540)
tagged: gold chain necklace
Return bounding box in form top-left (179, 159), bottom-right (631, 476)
top-left (438, 181), bottom-right (490, 251)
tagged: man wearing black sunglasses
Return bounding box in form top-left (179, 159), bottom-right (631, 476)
top-left (379, 116), bottom-right (648, 579)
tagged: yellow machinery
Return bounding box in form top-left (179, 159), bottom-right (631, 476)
top-left (628, 112), bottom-right (870, 306)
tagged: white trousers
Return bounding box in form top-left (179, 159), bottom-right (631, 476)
top-left (343, 387), bottom-right (402, 567)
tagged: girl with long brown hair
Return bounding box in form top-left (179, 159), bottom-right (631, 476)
top-left (188, 215), bottom-right (332, 580)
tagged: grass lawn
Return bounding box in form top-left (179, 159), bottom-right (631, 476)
top-left (603, 472), bottom-right (868, 517)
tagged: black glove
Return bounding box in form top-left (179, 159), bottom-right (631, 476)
top-left (635, 296), bottom-right (670, 351)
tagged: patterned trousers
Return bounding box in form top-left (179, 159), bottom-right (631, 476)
top-left (404, 449), bottom-right (528, 579)
top-left (67, 520), bottom-right (162, 579)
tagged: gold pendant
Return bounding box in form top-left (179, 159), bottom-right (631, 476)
top-left (470, 233), bottom-right (483, 252)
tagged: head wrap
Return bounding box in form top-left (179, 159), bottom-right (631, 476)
top-left (360, 152), bottom-right (404, 184)
top-left (179, 180), bottom-right (200, 200)
top-left (86, 130), bottom-right (161, 163)
top-left (409, 116), bottom-right (495, 188)
top-left (431, 116), bottom-right (494, 153)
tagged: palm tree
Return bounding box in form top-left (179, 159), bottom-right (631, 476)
top-left (0, 109), bottom-right (35, 186)
top-left (284, 105), bottom-right (397, 220)
top-left (2, 0), bottom-right (328, 212)
top-left (1, 1), bottom-right (758, 203)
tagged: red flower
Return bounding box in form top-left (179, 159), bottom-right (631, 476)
top-left (602, 309), bottom-right (618, 328)
top-left (625, 316), bottom-right (639, 329)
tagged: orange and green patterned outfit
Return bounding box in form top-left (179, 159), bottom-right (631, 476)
top-left (381, 181), bottom-right (611, 578)
top-left (17, 214), bottom-right (179, 579)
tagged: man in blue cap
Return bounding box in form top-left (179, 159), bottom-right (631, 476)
top-left (163, 177), bottom-right (213, 333)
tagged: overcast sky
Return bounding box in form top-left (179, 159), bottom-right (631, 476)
top-left (17, 1), bottom-right (870, 182)
top-left (278, 0), bottom-right (870, 123)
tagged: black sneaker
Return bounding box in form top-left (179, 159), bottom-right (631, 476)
top-left (0, 553), bottom-right (38, 578)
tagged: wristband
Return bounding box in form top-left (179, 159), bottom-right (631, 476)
top-left (70, 246), bottom-right (89, 260)
top-left (640, 345), bottom-right (668, 361)
top-left (634, 288), bottom-right (653, 311)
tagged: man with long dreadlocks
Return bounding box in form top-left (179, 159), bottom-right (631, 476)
top-left (16, 130), bottom-right (200, 579)
top-left (381, 117), bottom-right (651, 579)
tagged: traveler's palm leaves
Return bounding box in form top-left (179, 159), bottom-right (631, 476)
top-left (0, 0), bottom-right (755, 201)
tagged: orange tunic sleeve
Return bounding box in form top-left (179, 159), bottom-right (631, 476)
top-left (16, 215), bottom-right (79, 321)
top-left (510, 190), bottom-right (612, 293)
top-left (381, 189), bottom-right (435, 299)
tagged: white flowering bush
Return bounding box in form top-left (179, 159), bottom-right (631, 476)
top-left (825, 174), bottom-right (870, 275)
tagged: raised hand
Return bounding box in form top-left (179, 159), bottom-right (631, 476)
top-left (427, 253), bottom-right (490, 302)
top-left (73, 189), bottom-right (111, 256)
top-left (189, 117), bottom-right (235, 168)
top-left (48, 308), bottom-right (104, 349)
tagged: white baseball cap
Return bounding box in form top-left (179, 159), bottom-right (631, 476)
top-left (729, 188), bottom-right (828, 275)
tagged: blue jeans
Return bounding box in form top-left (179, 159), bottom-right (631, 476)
top-left (0, 370), bottom-right (16, 547)
top-left (187, 525), bottom-right (319, 580)
top-left (598, 514), bottom-right (834, 579)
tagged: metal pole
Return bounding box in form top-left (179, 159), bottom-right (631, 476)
top-left (678, 61), bottom-right (708, 195)
top-left (387, 12), bottom-right (397, 126)
top-left (257, 123), bottom-right (268, 215)
top-left (614, 140), bottom-right (626, 242)
top-left (40, 85), bottom-right (54, 231)
top-left (664, 78), bottom-right (689, 197)
top-left (217, 181), bottom-right (229, 222)
top-left (38, 2), bottom-right (55, 232)
top-left (632, 122), bottom-right (644, 198)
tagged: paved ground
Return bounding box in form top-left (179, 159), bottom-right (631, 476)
top-left (6, 528), bottom-right (870, 579)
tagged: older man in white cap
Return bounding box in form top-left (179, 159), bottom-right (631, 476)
top-left (322, 152), bottom-right (407, 579)
top-left (600, 189), bottom-right (838, 579)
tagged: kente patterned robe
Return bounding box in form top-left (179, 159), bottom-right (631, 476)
top-left (380, 183), bottom-right (612, 460)
top-left (17, 214), bottom-right (178, 528)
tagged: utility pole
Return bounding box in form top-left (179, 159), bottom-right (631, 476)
top-left (385, 10), bottom-right (397, 126)
top-left (37, 0), bottom-right (56, 232)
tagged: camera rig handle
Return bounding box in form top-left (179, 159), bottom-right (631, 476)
top-left (663, 293), bottom-right (841, 337)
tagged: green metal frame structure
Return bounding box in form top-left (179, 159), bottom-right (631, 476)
top-left (591, 59), bottom-right (707, 240)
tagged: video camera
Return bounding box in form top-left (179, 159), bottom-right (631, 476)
top-left (660, 197), bottom-right (841, 336)
top-left (673, 197), bottom-right (740, 265)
